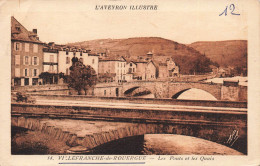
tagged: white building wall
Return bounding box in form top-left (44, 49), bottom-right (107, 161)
top-left (58, 51), bottom-right (68, 74)
top-left (115, 61), bottom-right (126, 82)
top-left (84, 55), bottom-right (99, 75)
top-left (43, 52), bottom-right (58, 63)
top-left (43, 65), bottom-right (58, 73)
top-left (58, 51), bottom-right (99, 75)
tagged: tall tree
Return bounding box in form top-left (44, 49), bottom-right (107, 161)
top-left (68, 59), bottom-right (97, 95)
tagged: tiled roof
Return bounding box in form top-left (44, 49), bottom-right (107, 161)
top-left (89, 54), bottom-right (99, 56)
top-left (99, 56), bottom-right (126, 62)
top-left (11, 16), bottom-right (43, 44)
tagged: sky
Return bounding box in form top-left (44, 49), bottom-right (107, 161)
top-left (2, 0), bottom-right (248, 44)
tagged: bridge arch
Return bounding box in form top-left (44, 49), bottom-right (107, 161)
top-left (124, 86), bottom-right (140, 95)
top-left (123, 86), bottom-right (155, 98)
top-left (11, 117), bottom-right (246, 154)
top-left (76, 124), bottom-right (245, 154)
top-left (171, 88), bottom-right (218, 100)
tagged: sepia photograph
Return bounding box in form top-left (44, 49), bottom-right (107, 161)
top-left (1, 0), bottom-right (260, 165)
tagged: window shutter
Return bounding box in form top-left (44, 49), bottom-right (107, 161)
top-left (37, 57), bottom-right (39, 65)
top-left (15, 55), bottom-right (20, 65)
top-left (15, 68), bottom-right (20, 77)
top-left (23, 69), bottom-right (25, 77)
top-left (29, 56), bottom-right (31, 65)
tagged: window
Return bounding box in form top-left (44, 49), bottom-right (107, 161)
top-left (24, 56), bottom-right (29, 65)
top-left (33, 44), bottom-right (38, 53)
top-left (15, 55), bottom-right (20, 65)
top-left (92, 59), bottom-right (95, 64)
top-left (66, 50), bottom-right (69, 55)
top-left (80, 52), bottom-right (82, 56)
top-left (25, 43), bottom-right (29, 52)
top-left (14, 42), bottom-right (20, 51)
top-left (15, 26), bottom-right (21, 31)
top-left (104, 90), bottom-right (106, 96)
top-left (15, 68), bottom-right (20, 77)
top-left (66, 68), bottom-right (69, 75)
top-left (24, 78), bottom-right (29, 85)
top-left (124, 63), bottom-right (125, 67)
top-left (50, 55), bottom-right (54, 62)
top-left (133, 68), bottom-right (135, 72)
top-left (33, 57), bottom-right (38, 65)
top-left (32, 78), bottom-right (38, 85)
top-left (130, 63), bottom-right (132, 67)
top-left (33, 69), bottom-right (37, 76)
top-left (129, 68), bottom-right (132, 73)
top-left (24, 69), bottom-right (28, 76)
top-left (73, 52), bottom-right (76, 56)
top-left (66, 57), bottom-right (70, 64)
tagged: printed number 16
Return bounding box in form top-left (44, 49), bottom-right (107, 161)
top-left (219, 4), bottom-right (240, 16)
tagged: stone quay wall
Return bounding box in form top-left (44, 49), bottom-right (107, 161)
top-left (30, 94), bottom-right (247, 108)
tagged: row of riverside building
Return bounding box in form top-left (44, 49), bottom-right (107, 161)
top-left (11, 16), bottom-right (179, 87)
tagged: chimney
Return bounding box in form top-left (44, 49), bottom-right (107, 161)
top-left (32, 29), bottom-right (37, 34)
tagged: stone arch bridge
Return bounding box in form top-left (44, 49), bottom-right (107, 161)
top-left (11, 103), bottom-right (247, 154)
top-left (122, 81), bottom-right (222, 99)
top-left (113, 81), bottom-right (246, 101)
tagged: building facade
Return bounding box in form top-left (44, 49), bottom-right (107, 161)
top-left (98, 56), bottom-right (126, 83)
top-left (145, 61), bottom-right (157, 80)
top-left (42, 43), bottom-right (59, 84)
top-left (58, 48), bottom-right (99, 76)
top-left (134, 60), bottom-right (156, 81)
top-left (158, 58), bottom-right (179, 79)
top-left (167, 58), bottom-right (179, 77)
top-left (43, 45), bottom-right (59, 74)
top-left (11, 16), bottom-right (44, 86)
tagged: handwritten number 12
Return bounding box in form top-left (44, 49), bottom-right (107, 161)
top-left (219, 4), bottom-right (240, 16)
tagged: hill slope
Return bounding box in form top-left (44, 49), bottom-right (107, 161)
top-left (67, 38), bottom-right (247, 74)
top-left (68, 37), bottom-right (214, 74)
top-left (68, 37), bottom-right (202, 58)
top-left (189, 40), bottom-right (247, 68)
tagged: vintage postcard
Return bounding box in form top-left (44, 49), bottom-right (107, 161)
top-left (0, 0), bottom-right (259, 165)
